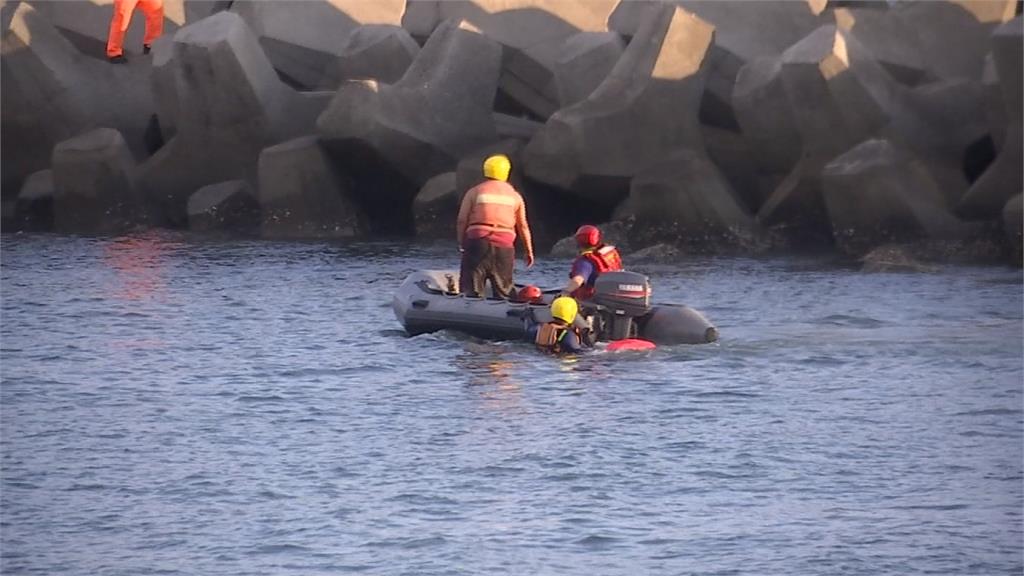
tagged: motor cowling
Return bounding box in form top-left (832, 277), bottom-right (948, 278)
top-left (588, 271), bottom-right (652, 340)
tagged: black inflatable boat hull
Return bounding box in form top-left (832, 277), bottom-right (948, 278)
top-left (393, 271), bottom-right (718, 344)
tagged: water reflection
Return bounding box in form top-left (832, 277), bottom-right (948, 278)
top-left (101, 232), bottom-right (173, 302)
top-left (555, 349), bottom-right (626, 388)
top-left (453, 341), bottom-right (621, 398)
top-left (456, 344), bottom-right (525, 410)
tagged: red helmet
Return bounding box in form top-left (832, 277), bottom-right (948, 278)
top-left (517, 285), bottom-right (543, 303)
top-left (575, 225), bottom-right (601, 248)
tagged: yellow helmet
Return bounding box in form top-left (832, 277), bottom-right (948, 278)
top-left (550, 296), bottom-right (578, 324)
top-left (482, 154), bottom-right (511, 182)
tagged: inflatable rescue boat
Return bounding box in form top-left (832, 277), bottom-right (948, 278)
top-left (392, 270), bottom-right (718, 345)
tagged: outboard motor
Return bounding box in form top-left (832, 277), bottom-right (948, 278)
top-left (587, 271), bottom-right (652, 340)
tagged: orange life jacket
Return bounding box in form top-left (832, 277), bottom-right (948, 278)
top-left (534, 322), bottom-right (578, 354)
top-left (570, 244), bottom-right (623, 300)
top-left (465, 179), bottom-right (521, 236)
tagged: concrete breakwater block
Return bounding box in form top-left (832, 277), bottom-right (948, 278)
top-left (901, 78), bottom-right (986, 208)
top-left (258, 136), bottom-right (364, 239)
top-left (615, 148), bottom-right (761, 249)
top-left (833, 6), bottom-right (930, 87)
top-left (610, 0), bottom-right (827, 136)
top-left (958, 16), bottom-right (1023, 220)
top-left (553, 31), bottom-right (625, 108)
top-left (15, 169), bottom-right (55, 230)
top-left (52, 127), bottom-right (147, 234)
top-left (524, 4), bottom-right (714, 207)
top-left (187, 180), bottom-right (259, 232)
top-left (731, 55), bottom-right (798, 167)
top-left (1, 2), bottom-right (152, 200)
top-left (821, 139), bottom-right (968, 256)
top-left (149, 36), bottom-right (179, 140)
top-left (1002, 194), bottom-right (1023, 266)
top-left (982, 53), bottom-right (1007, 151)
top-left (0, 0), bottom-right (1012, 261)
top-left (403, 0), bottom-right (618, 119)
top-left (137, 11), bottom-right (322, 225)
top-left (2, 1), bottom-right (90, 185)
top-left (320, 24), bottom-right (419, 89)
top-left (317, 18), bottom-right (502, 187)
top-left (231, 0), bottom-right (405, 89)
top-left (893, 0), bottom-right (1017, 82)
top-left (413, 172), bottom-right (458, 239)
top-left (732, 56), bottom-right (802, 204)
top-left (757, 25), bottom-right (910, 241)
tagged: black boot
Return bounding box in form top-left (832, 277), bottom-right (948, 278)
top-left (108, 54), bottom-right (127, 64)
top-left (143, 44), bottom-right (151, 55)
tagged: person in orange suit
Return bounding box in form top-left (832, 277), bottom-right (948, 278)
top-left (106, 0), bottom-right (164, 64)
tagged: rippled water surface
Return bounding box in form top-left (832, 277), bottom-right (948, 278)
top-left (1, 232), bottom-right (1021, 575)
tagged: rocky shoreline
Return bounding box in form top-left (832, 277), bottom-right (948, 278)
top-left (2, 0), bottom-right (1021, 266)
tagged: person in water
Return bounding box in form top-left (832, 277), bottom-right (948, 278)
top-left (530, 296), bottom-right (589, 355)
top-left (456, 154), bottom-right (535, 298)
top-left (564, 224), bottom-right (623, 300)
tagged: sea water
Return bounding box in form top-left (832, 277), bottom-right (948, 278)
top-left (2, 231), bottom-right (1021, 575)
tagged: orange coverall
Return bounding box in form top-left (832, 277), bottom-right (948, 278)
top-left (106, 0), bottom-right (164, 58)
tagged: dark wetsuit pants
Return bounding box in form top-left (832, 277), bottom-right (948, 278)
top-left (459, 237), bottom-right (515, 298)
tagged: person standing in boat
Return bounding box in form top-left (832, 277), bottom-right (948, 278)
top-left (563, 224), bottom-right (623, 300)
top-left (456, 154), bottom-right (535, 298)
top-left (530, 296), bottom-right (590, 355)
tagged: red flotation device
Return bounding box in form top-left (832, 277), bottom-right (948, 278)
top-left (606, 338), bottom-right (657, 352)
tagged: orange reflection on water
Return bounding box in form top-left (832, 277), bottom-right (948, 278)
top-left (456, 345), bottom-right (525, 412)
top-left (101, 232), bottom-right (171, 303)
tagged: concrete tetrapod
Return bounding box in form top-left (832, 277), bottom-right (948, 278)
top-left (524, 3), bottom-right (714, 207)
top-left (137, 11), bottom-right (323, 225)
